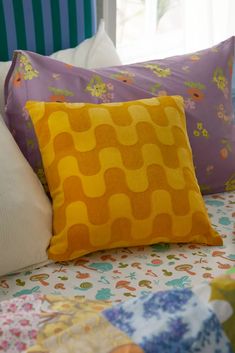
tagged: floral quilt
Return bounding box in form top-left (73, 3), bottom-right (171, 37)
top-left (0, 192), bottom-right (234, 302)
top-left (0, 269), bottom-right (235, 353)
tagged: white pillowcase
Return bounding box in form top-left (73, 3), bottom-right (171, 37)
top-left (0, 118), bottom-right (52, 276)
top-left (0, 61), bottom-right (11, 119)
top-left (0, 20), bottom-right (121, 119)
top-left (51, 19), bottom-right (122, 68)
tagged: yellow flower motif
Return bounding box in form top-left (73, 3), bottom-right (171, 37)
top-left (193, 130), bottom-right (200, 137)
top-left (157, 67), bottom-right (171, 77)
top-left (146, 64), bottom-right (171, 77)
top-left (23, 64), bottom-right (39, 80)
top-left (225, 173), bottom-right (235, 191)
top-left (23, 69), bottom-right (39, 80)
top-left (202, 129), bottom-right (209, 138)
top-left (213, 68), bottom-right (227, 91)
top-left (19, 55), bottom-right (39, 80)
top-left (216, 75), bottom-right (226, 90)
top-left (197, 122), bottom-right (203, 130)
top-left (19, 55), bottom-right (28, 64)
top-left (87, 83), bottom-right (107, 97)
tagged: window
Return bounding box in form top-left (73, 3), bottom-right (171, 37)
top-left (103, 0), bottom-right (235, 64)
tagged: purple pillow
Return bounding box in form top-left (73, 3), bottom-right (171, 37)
top-left (5, 37), bottom-right (235, 194)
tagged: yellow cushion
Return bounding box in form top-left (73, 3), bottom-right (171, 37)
top-left (26, 96), bottom-right (222, 261)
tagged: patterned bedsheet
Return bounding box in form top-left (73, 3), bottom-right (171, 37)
top-left (1, 269), bottom-right (235, 353)
top-left (0, 191), bottom-right (234, 302)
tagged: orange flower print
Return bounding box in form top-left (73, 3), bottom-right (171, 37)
top-left (185, 81), bottom-right (205, 102)
top-left (50, 95), bottom-right (66, 102)
top-left (187, 87), bottom-right (205, 101)
top-left (220, 138), bottom-right (232, 159)
top-left (13, 72), bottom-right (23, 88)
top-left (117, 74), bottom-right (133, 84)
top-left (111, 71), bottom-right (135, 84)
top-left (65, 63), bottom-right (73, 69)
top-left (48, 86), bottom-right (74, 102)
top-left (220, 147), bottom-right (229, 159)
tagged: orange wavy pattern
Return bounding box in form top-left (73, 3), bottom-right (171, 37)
top-left (26, 97), bottom-right (222, 261)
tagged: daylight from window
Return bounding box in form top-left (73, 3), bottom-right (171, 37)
top-left (116, 0), bottom-right (235, 64)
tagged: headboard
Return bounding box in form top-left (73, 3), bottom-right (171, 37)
top-left (0, 0), bottom-right (97, 61)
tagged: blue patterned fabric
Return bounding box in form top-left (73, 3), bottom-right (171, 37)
top-left (103, 289), bottom-right (233, 353)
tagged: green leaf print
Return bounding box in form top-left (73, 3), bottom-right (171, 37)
top-left (48, 86), bottom-right (74, 97)
top-left (184, 81), bottom-right (206, 90)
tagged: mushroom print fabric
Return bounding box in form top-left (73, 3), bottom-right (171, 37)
top-left (0, 191), bottom-right (234, 302)
top-left (0, 270), bottom-right (235, 353)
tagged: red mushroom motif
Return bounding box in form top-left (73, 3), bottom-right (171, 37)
top-left (115, 281), bottom-right (136, 291)
top-left (175, 264), bottom-right (196, 276)
top-left (202, 273), bottom-right (214, 279)
top-left (0, 280), bottom-right (9, 289)
top-left (30, 274), bottom-right (49, 286)
top-left (212, 251), bottom-right (235, 262)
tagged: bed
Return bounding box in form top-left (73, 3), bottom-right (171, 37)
top-left (0, 191), bottom-right (235, 302)
top-left (0, 1), bottom-right (235, 352)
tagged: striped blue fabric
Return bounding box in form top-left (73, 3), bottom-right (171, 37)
top-left (0, 0), bottom-right (97, 61)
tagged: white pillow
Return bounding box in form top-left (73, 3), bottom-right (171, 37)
top-left (0, 61), bottom-right (11, 119)
top-left (0, 20), bottom-right (121, 119)
top-left (0, 118), bottom-right (52, 276)
top-left (51, 19), bottom-right (122, 68)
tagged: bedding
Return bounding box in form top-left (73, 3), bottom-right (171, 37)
top-left (0, 2), bottom-right (234, 350)
top-left (4, 37), bottom-right (235, 194)
top-left (0, 269), bottom-right (234, 353)
top-left (0, 61), bottom-right (11, 118)
top-left (0, 190), bottom-right (234, 302)
top-left (0, 117), bottom-right (52, 276)
top-left (50, 19), bottom-right (122, 69)
top-left (25, 97), bottom-right (222, 262)
top-left (0, 0), bottom-right (96, 119)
